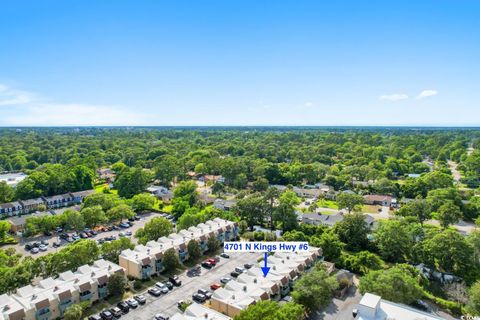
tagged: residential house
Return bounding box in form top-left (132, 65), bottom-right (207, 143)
top-left (354, 293), bottom-right (443, 320)
top-left (302, 212), bottom-right (375, 229)
top-left (97, 168), bottom-right (115, 182)
top-left (213, 199), bottom-right (237, 211)
top-left (19, 198), bottom-right (45, 214)
top-left (363, 194), bottom-right (395, 207)
top-left (42, 194), bottom-right (73, 209)
top-left (8, 211), bottom-right (51, 233)
top-left (70, 190), bottom-right (95, 204)
top-left (0, 201), bottom-right (22, 218)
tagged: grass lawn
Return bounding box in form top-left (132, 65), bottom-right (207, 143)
top-left (94, 183), bottom-right (118, 195)
top-left (362, 204), bottom-right (381, 213)
top-left (316, 199), bottom-right (339, 209)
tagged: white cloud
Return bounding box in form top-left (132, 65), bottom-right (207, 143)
top-left (0, 84), bottom-right (34, 106)
top-left (416, 89), bottom-right (438, 99)
top-left (0, 83), bottom-right (149, 126)
top-left (378, 93), bottom-right (409, 101)
top-left (304, 101), bottom-right (314, 107)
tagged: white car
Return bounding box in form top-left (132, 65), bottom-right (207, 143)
top-left (126, 298), bottom-right (138, 308)
top-left (30, 247), bottom-right (39, 254)
top-left (220, 277), bottom-right (232, 284)
top-left (39, 244), bottom-right (48, 252)
top-left (155, 282), bottom-right (169, 294)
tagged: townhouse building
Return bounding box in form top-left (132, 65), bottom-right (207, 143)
top-left (0, 259), bottom-right (124, 320)
top-left (119, 218), bottom-right (239, 280)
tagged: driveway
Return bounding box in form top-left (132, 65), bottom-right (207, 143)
top-left (120, 252), bottom-right (261, 319)
top-left (313, 284), bottom-right (361, 320)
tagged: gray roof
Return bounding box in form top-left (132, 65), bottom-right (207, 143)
top-left (19, 198), bottom-right (45, 206)
top-left (0, 201), bottom-right (22, 209)
top-left (302, 212), bottom-right (374, 228)
top-left (43, 193), bottom-right (72, 201)
top-left (8, 212), bottom-right (51, 226)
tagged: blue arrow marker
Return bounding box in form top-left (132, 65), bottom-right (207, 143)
top-left (261, 252), bottom-right (271, 277)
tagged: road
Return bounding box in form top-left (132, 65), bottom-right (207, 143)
top-left (121, 251), bottom-right (261, 319)
top-left (447, 160), bottom-right (462, 184)
top-left (314, 284), bottom-right (362, 320)
top-left (5, 212), bottom-right (159, 258)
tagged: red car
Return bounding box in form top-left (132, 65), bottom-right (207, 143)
top-left (207, 258), bottom-right (217, 266)
top-left (210, 283), bottom-right (221, 291)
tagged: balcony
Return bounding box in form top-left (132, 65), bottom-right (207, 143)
top-left (35, 308), bottom-right (51, 320)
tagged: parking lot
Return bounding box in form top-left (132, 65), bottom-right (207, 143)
top-left (119, 251), bottom-right (261, 320)
top-left (6, 212), bottom-right (161, 257)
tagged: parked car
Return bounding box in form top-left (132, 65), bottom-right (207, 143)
top-left (244, 263), bottom-right (254, 269)
top-left (125, 298), bottom-right (138, 308)
top-left (117, 301), bottom-right (130, 313)
top-left (192, 293), bottom-right (207, 303)
top-left (109, 307), bottom-right (122, 318)
top-left (43, 231), bottom-right (53, 236)
top-left (32, 241), bottom-right (40, 247)
top-left (112, 225), bottom-right (120, 230)
top-left (52, 241), bottom-right (61, 248)
top-left (148, 287), bottom-right (162, 297)
top-left (65, 237), bottom-right (74, 243)
top-left (55, 227), bottom-right (63, 233)
top-left (30, 247), bottom-right (39, 254)
top-left (202, 261), bottom-right (213, 269)
top-left (119, 222), bottom-right (130, 228)
top-left (210, 283), bottom-right (222, 290)
top-left (235, 267), bottom-right (245, 274)
top-left (71, 234), bottom-right (80, 241)
top-left (97, 238), bottom-right (105, 244)
top-left (154, 314), bottom-right (169, 320)
top-left (100, 310), bottom-right (114, 320)
top-left (230, 271), bottom-right (240, 278)
top-left (41, 240), bottom-right (49, 245)
top-left (411, 299), bottom-right (430, 312)
top-left (119, 232), bottom-right (125, 238)
top-left (24, 243), bottom-right (33, 250)
top-left (163, 281), bottom-right (173, 290)
top-left (80, 232), bottom-right (88, 239)
top-left (59, 233), bottom-right (69, 239)
top-left (125, 230), bottom-right (132, 236)
top-left (39, 244), bottom-right (48, 252)
top-left (169, 275), bottom-right (182, 286)
top-left (220, 253), bottom-right (230, 258)
top-left (207, 258), bottom-right (217, 266)
top-left (134, 215), bottom-right (140, 221)
top-left (133, 295), bottom-right (146, 304)
top-left (220, 277), bottom-right (232, 284)
top-left (197, 289), bottom-right (212, 299)
top-left (155, 282), bottom-right (169, 294)
top-left (88, 315), bottom-right (102, 320)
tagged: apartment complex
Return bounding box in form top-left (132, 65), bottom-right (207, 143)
top-left (210, 247), bottom-right (322, 317)
top-left (0, 190), bottom-right (94, 218)
top-left (171, 303), bottom-right (231, 320)
top-left (0, 259), bottom-right (124, 320)
top-left (119, 218), bottom-right (239, 279)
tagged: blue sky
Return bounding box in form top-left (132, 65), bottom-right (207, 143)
top-left (0, 0), bottom-right (479, 126)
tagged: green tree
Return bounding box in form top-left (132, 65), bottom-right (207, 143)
top-left (234, 193), bottom-right (268, 230)
top-left (187, 239), bottom-right (202, 261)
top-left (234, 301), bottom-right (304, 320)
top-left (0, 181), bottom-right (14, 203)
top-left (135, 217), bottom-right (172, 245)
top-left (292, 265), bottom-right (338, 314)
top-left (173, 181), bottom-right (198, 206)
top-left (252, 177), bottom-right (269, 192)
top-left (333, 212), bottom-right (369, 251)
top-left (163, 248), bottom-right (180, 272)
top-left (131, 193), bottom-right (156, 212)
top-left (276, 190), bottom-right (300, 232)
top-left (115, 167), bottom-right (149, 198)
top-left (374, 220), bottom-right (412, 262)
top-left (359, 265), bottom-right (423, 304)
top-left (80, 205), bottom-right (107, 228)
top-left (337, 192), bottom-right (364, 213)
top-left (61, 209), bottom-right (85, 231)
top-left (207, 234), bottom-right (221, 252)
top-left (340, 251), bottom-right (384, 275)
top-left (396, 199), bottom-right (431, 225)
top-left (106, 204), bottom-right (135, 223)
top-left (467, 280), bottom-right (480, 316)
top-left (101, 238), bottom-right (134, 263)
top-left (107, 273), bottom-right (126, 297)
top-left (264, 187), bottom-right (280, 230)
top-left (311, 231), bottom-right (344, 262)
top-left (154, 155), bottom-right (181, 186)
top-left (437, 201), bottom-right (462, 229)
top-left (177, 209), bottom-right (202, 230)
top-left (0, 221), bottom-right (10, 241)
top-left (63, 304), bottom-right (83, 320)
top-left (82, 193), bottom-right (120, 211)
